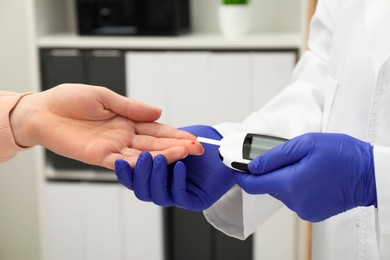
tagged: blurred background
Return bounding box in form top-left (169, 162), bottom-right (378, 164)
top-left (0, 0), bottom-right (317, 259)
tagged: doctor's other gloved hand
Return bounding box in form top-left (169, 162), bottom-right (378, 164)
top-left (115, 125), bottom-right (236, 211)
top-left (234, 133), bottom-right (377, 222)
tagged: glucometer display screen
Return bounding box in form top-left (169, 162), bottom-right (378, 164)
top-left (243, 134), bottom-right (287, 160)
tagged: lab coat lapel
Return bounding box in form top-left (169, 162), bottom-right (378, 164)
top-left (364, 0), bottom-right (390, 145)
top-left (364, 0), bottom-right (390, 77)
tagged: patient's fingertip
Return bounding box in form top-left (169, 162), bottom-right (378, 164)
top-left (196, 143), bottom-right (205, 155)
top-left (177, 146), bottom-right (189, 159)
top-left (182, 151), bottom-right (189, 159)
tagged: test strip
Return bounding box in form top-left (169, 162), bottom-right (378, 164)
top-left (197, 136), bottom-right (222, 146)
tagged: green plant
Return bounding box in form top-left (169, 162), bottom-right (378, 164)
top-left (223, 0), bottom-right (249, 4)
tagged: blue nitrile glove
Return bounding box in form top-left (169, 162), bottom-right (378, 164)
top-left (234, 133), bottom-right (377, 222)
top-left (115, 125), bottom-right (236, 211)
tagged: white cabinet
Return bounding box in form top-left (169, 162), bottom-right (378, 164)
top-left (126, 51), bottom-right (296, 127)
top-left (252, 52), bottom-right (297, 111)
top-left (121, 187), bottom-right (163, 260)
top-left (126, 52), bottom-right (251, 126)
top-left (45, 182), bottom-right (163, 260)
top-left (46, 183), bottom-right (84, 260)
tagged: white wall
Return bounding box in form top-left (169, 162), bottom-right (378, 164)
top-left (0, 1), bottom-right (42, 260)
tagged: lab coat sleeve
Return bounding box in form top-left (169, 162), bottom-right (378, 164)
top-left (373, 146), bottom-right (390, 259)
top-left (0, 91), bottom-right (31, 163)
top-left (204, 0), bottom-right (338, 240)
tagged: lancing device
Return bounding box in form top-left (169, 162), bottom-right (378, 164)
top-left (197, 133), bottom-right (288, 173)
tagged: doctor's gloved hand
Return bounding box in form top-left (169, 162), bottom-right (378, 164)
top-left (234, 133), bottom-right (377, 222)
top-left (115, 125), bottom-right (236, 211)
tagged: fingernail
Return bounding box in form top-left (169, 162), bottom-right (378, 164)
top-left (182, 152), bottom-right (189, 159)
top-left (194, 141), bottom-right (205, 155)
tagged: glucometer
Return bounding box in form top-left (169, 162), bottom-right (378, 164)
top-left (197, 133), bottom-right (288, 173)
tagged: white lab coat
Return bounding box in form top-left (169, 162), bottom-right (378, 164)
top-left (204, 0), bottom-right (390, 259)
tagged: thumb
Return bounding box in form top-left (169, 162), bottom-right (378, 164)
top-left (101, 88), bottom-right (162, 121)
top-left (248, 134), bottom-right (313, 175)
top-left (235, 164), bottom-right (299, 194)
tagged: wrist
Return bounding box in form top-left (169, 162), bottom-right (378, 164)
top-left (355, 141), bottom-right (377, 208)
top-left (10, 93), bottom-right (39, 147)
top-left (365, 144), bottom-right (377, 207)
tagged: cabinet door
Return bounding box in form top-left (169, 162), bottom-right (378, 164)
top-left (253, 207), bottom-right (299, 260)
top-left (85, 50), bottom-right (126, 96)
top-left (166, 209), bottom-right (212, 260)
top-left (252, 52), bottom-right (296, 111)
top-left (215, 229), bottom-right (253, 260)
top-left (45, 183), bottom-right (122, 260)
top-left (120, 187), bottom-right (164, 260)
top-left (40, 49), bottom-right (93, 170)
top-left (41, 49), bottom-right (85, 90)
top-left (126, 51), bottom-right (252, 127)
top-left (46, 182), bottom-right (84, 260)
top-left (82, 183), bottom-right (122, 260)
top-left (40, 49), bottom-right (127, 171)
top-left (125, 52), bottom-right (172, 124)
top-left (126, 51), bottom-right (296, 127)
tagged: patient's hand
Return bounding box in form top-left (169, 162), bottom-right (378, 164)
top-left (10, 84), bottom-right (203, 169)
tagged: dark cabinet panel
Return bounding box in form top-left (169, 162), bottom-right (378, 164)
top-left (165, 207), bottom-right (252, 260)
top-left (85, 50), bottom-right (126, 96)
top-left (215, 229), bottom-right (253, 260)
top-left (40, 49), bottom-right (126, 171)
top-left (167, 208), bottom-right (212, 260)
top-left (41, 49), bottom-right (85, 89)
top-left (41, 49), bottom-right (126, 94)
